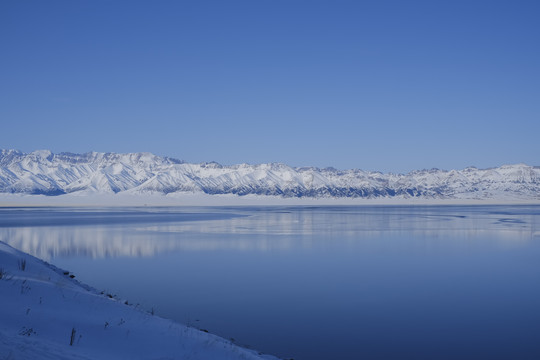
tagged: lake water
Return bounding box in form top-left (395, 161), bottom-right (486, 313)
top-left (1, 205), bottom-right (540, 359)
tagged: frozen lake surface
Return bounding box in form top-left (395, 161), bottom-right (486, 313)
top-left (1, 205), bottom-right (540, 360)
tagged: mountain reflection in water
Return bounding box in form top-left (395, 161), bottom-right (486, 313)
top-left (0, 206), bottom-right (537, 260)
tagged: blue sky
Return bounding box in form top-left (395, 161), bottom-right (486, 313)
top-left (1, 1), bottom-right (539, 173)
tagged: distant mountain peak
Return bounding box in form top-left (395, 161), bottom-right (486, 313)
top-left (0, 150), bottom-right (538, 200)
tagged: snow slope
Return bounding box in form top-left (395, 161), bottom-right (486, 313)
top-left (1, 149), bottom-right (539, 200)
top-left (0, 241), bottom-right (278, 360)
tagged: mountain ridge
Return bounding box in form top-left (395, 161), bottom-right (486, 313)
top-left (1, 149), bottom-right (539, 200)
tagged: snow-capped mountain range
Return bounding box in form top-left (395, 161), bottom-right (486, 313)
top-left (1, 149), bottom-right (539, 200)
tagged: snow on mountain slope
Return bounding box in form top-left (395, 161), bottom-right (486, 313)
top-left (0, 150), bottom-right (539, 200)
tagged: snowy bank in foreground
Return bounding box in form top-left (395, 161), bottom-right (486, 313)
top-left (0, 241), bottom-right (278, 360)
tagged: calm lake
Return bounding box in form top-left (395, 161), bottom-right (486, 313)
top-left (1, 205), bottom-right (540, 359)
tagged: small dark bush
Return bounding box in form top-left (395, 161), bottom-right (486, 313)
top-left (70, 328), bottom-right (76, 346)
top-left (18, 259), bottom-right (26, 271)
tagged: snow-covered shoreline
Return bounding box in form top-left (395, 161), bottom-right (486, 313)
top-left (1, 192), bottom-right (540, 207)
top-left (0, 241), bottom-right (278, 360)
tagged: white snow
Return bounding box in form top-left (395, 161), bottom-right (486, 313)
top-left (0, 192), bottom-right (539, 208)
top-left (1, 149), bottom-right (539, 201)
top-left (0, 241), bottom-right (278, 360)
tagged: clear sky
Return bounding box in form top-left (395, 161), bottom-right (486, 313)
top-left (1, 1), bottom-right (539, 173)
